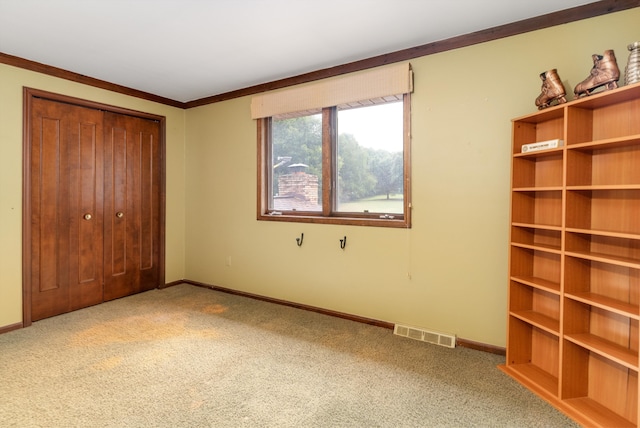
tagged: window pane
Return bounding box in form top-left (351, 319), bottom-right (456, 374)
top-left (337, 102), bottom-right (403, 214)
top-left (271, 113), bottom-right (322, 212)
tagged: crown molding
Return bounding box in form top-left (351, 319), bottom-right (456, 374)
top-left (2, 1), bottom-right (637, 110)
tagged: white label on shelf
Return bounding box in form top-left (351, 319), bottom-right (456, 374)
top-left (521, 139), bottom-right (564, 153)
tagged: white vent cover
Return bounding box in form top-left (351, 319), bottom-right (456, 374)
top-left (394, 324), bottom-right (456, 348)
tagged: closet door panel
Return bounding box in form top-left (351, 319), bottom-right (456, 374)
top-left (137, 119), bottom-right (161, 291)
top-left (30, 98), bottom-right (104, 321)
top-left (140, 133), bottom-right (154, 270)
top-left (110, 125), bottom-right (130, 277)
top-left (103, 113), bottom-right (160, 300)
top-left (104, 114), bottom-right (139, 300)
top-left (69, 118), bottom-right (104, 311)
top-left (37, 116), bottom-right (64, 293)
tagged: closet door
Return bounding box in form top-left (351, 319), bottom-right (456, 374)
top-left (30, 98), bottom-right (104, 321)
top-left (103, 112), bottom-right (161, 301)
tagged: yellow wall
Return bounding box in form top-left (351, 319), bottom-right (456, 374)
top-left (1, 8), bottom-right (638, 345)
top-left (0, 65), bottom-right (186, 327)
top-left (183, 9), bottom-right (640, 347)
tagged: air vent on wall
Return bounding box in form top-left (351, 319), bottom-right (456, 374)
top-left (393, 324), bottom-right (456, 348)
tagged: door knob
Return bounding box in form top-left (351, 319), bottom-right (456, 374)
top-left (116, 212), bottom-right (124, 218)
top-left (83, 213), bottom-right (92, 220)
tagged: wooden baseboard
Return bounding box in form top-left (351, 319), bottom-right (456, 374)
top-left (160, 280), bottom-right (184, 289)
top-left (182, 279), bottom-right (394, 329)
top-left (0, 322), bottom-right (23, 335)
top-left (457, 338), bottom-right (505, 355)
top-left (174, 279), bottom-right (505, 355)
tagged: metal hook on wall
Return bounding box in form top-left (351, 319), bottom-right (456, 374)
top-left (296, 233), bottom-right (304, 247)
top-left (339, 236), bottom-right (347, 250)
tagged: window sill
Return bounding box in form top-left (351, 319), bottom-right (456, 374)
top-left (257, 213), bottom-right (410, 228)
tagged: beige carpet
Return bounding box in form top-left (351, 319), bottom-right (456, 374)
top-left (0, 284), bottom-right (577, 427)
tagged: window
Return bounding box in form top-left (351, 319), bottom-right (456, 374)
top-left (271, 111), bottom-right (323, 213)
top-left (254, 63), bottom-right (412, 228)
top-left (336, 102), bottom-right (404, 215)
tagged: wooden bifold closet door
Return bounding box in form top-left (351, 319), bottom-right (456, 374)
top-left (26, 92), bottom-right (163, 323)
top-left (103, 111), bottom-right (161, 301)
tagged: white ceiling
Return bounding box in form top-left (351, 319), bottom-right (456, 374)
top-left (0, 0), bottom-right (599, 103)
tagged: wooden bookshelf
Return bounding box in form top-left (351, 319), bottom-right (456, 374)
top-left (501, 82), bottom-right (640, 427)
